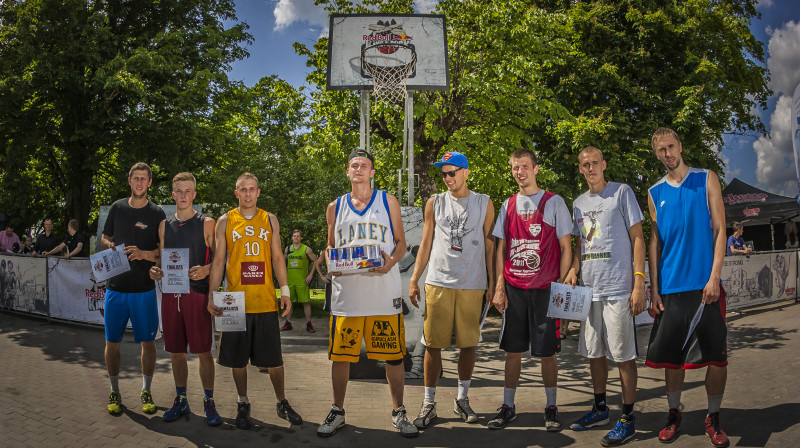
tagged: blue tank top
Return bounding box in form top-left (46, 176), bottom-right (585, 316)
top-left (649, 168), bottom-right (714, 294)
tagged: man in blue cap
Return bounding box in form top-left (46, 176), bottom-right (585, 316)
top-left (408, 151), bottom-right (496, 430)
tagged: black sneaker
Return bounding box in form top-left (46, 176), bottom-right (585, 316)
top-left (236, 402), bottom-right (251, 429)
top-left (545, 405), bottom-right (563, 432)
top-left (487, 404), bottom-right (516, 430)
top-left (277, 399), bottom-right (303, 425)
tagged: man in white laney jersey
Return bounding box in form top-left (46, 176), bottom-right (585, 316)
top-left (317, 149), bottom-right (417, 438)
top-left (408, 151), bottom-right (495, 430)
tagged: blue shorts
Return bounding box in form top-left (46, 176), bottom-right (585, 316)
top-left (104, 289), bottom-right (159, 343)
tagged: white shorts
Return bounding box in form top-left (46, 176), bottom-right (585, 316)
top-left (578, 298), bottom-right (638, 362)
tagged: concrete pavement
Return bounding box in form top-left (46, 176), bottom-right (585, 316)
top-left (2, 300), bottom-right (799, 447)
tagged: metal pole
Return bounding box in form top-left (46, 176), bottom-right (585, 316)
top-left (406, 91), bottom-right (414, 206)
top-left (360, 91), bottom-right (370, 152)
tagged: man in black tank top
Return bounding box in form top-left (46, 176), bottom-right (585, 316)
top-left (149, 172), bottom-right (221, 426)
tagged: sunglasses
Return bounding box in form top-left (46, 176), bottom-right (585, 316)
top-left (440, 167), bottom-right (463, 178)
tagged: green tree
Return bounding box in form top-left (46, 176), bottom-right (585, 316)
top-left (0, 0), bottom-right (251, 233)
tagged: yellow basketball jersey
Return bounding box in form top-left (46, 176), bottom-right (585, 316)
top-left (225, 208), bottom-right (277, 313)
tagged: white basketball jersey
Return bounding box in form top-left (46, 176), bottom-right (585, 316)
top-left (331, 189), bottom-right (403, 316)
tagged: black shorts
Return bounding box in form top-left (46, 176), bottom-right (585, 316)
top-left (217, 312), bottom-right (283, 369)
top-left (645, 288), bottom-right (728, 369)
top-left (499, 284), bottom-right (561, 357)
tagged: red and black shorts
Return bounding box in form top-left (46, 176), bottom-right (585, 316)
top-left (645, 288), bottom-right (728, 369)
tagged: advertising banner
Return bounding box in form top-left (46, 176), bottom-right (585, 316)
top-left (47, 257), bottom-right (106, 324)
top-left (722, 250), bottom-right (798, 308)
top-left (0, 254), bottom-right (47, 315)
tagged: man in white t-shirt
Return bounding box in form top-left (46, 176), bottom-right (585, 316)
top-left (565, 146), bottom-right (646, 447)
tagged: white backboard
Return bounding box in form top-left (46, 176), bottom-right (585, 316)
top-left (326, 13), bottom-right (449, 91)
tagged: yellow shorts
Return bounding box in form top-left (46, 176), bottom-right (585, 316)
top-left (423, 284), bottom-right (484, 348)
top-left (328, 314), bottom-right (406, 362)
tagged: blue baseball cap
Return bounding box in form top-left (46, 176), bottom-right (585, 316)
top-left (434, 151), bottom-right (469, 169)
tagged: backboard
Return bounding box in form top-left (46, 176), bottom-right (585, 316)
top-left (326, 13), bottom-right (449, 91)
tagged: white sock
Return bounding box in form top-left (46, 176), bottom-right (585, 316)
top-left (545, 387), bottom-right (557, 408)
top-left (667, 390), bottom-right (681, 410)
top-left (109, 375), bottom-right (119, 393)
top-left (707, 394), bottom-right (723, 415)
top-left (238, 395), bottom-right (249, 404)
top-left (142, 375), bottom-right (153, 392)
top-left (503, 387), bottom-right (516, 408)
top-left (424, 387), bottom-right (436, 403)
top-left (457, 380), bottom-right (471, 400)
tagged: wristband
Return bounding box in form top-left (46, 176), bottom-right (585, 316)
top-left (634, 271), bottom-right (646, 279)
top-left (280, 285), bottom-right (290, 297)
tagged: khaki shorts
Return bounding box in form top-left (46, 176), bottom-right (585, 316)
top-left (423, 284), bottom-right (484, 349)
top-left (328, 314), bottom-right (406, 362)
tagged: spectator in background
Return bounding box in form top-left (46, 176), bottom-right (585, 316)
top-left (49, 219), bottom-right (85, 259)
top-left (33, 218), bottom-right (60, 256)
top-left (22, 236), bottom-right (34, 254)
top-left (0, 223), bottom-right (21, 253)
top-left (726, 222), bottom-right (751, 256)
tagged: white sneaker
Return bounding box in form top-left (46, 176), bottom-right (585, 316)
top-left (392, 405), bottom-right (419, 438)
top-left (317, 406), bottom-right (346, 437)
top-left (413, 401), bottom-right (437, 429)
top-left (454, 397), bottom-right (479, 423)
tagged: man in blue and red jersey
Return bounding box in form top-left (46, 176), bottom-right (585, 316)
top-left (489, 147), bottom-right (573, 432)
top-left (647, 127), bottom-right (729, 447)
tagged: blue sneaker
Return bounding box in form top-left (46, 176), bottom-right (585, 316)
top-left (163, 395), bottom-right (190, 422)
top-left (204, 397), bottom-right (222, 426)
top-left (570, 405), bottom-right (610, 431)
top-left (601, 415), bottom-right (636, 447)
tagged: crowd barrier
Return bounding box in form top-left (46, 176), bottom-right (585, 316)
top-left (0, 250), bottom-right (797, 327)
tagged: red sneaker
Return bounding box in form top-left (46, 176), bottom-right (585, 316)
top-left (658, 408), bottom-right (681, 443)
top-left (705, 413), bottom-right (730, 447)
top-left (306, 321), bottom-right (316, 333)
top-left (280, 320), bottom-right (292, 331)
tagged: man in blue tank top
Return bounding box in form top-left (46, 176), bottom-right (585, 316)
top-left (646, 128), bottom-right (729, 447)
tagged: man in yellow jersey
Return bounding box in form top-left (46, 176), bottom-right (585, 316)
top-left (207, 172), bottom-right (303, 430)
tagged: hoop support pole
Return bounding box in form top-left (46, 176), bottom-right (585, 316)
top-left (406, 91), bottom-right (415, 206)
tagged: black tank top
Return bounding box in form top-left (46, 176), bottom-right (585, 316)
top-left (164, 212), bottom-right (210, 294)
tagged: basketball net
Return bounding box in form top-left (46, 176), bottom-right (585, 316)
top-left (362, 43), bottom-right (417, 104)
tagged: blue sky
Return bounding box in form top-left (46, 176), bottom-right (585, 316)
top-left (227, 0), bottom-right (800, 196)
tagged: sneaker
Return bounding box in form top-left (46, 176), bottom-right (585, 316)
top-left (601, 415), bottom-right (636, 447)
top-left (704, 413), bottom-right (730, 447)
top-left (236, 402), bottom-right (252, 429)
top-left (454, 397), bottom-right (478, 423)
top-left (391, 405), bottom-right (419, 438)
top-left (280, 320), bottom-right (292, 331)
top-left (203, 397), bottom-right (222, 426)
top-left (163, 395), bottom-right (190, 422)
top-left (544, 405), bottom-right (563, 432)
top-left (413, 401), bottom-right (437, 429)
top-left (658, 408), bottom-right (682, 443)
top-left (277, 399), bottom-right (303, 425)
top-left (306, 321), bottom-right (316, 333)
top-left (317, 406), bottom-right (346, 437)
top-left (140, 390), bottom-right (156, 414)
top-left (107, 391), bottom-right (122, 416)
top-left (487, 404), bottom-right (516, 430)
top-left (570, 405), bottom-right (610, 430)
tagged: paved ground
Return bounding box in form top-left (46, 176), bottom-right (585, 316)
top-left (2, 300), bottom-right (799, 448)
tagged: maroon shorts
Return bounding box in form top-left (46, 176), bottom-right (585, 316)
top-left (161, 290), bottom-right (213, 354)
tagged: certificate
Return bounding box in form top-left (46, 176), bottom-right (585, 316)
top-left (90, 244), bottom-right (132, 282)
top-left (161, 248), bottom-right (190, 294)
top-left (547, 282), bottom-right (593, 321)
top-left (213, 291), bottom-right (246, 332)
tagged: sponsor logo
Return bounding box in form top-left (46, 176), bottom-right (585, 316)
top-left (168, 251), bottom-right (181, 263)
top-left (529, 223), bottom-right (541, 237)
top-left (743, 207), bottom-right (760, 217)
top-left (222, 294), bottom-right (236, 305)
top-left (393, 297), bottom-right (402, 309)
top-left (135, 222), bottom-right (148, 229)
top-left (362, 19), bottom-right (414, 54)
top-left (240, 261), bottom-right (265, 285)
top-left (339, 327), bottom-right (361, 349)
top-left (93, 260), bottom-right (104, 273)
top-left (660, 200), bottom-right (666, 207)
top-left (723, 193), bottom-right (767, 205)
top-left (371, 320), bottom-right (399, 350)
top-left (518, 209), bottom-right (536, 221)
top-left (785, 287), bottom-right (796, 297)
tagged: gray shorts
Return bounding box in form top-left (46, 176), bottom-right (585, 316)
top-left (578, 298), bottom-right (638, 362)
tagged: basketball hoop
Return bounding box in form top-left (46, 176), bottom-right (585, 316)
top-left (361, 42), bottom-right (417, 104)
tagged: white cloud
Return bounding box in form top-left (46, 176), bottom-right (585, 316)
top-left (759, 0), bottom-right (774, 8)
top-left (766, 20), bottom-right (800, 96)
top-left (415, 0), bottom-right (439, 13)
top-left (273, 0), bottom-right (329, 32)
top-left (754, 95), bottom-right (799, 194)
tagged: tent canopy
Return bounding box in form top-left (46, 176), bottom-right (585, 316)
top-left (722, 178), bottom-right (800, 226)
